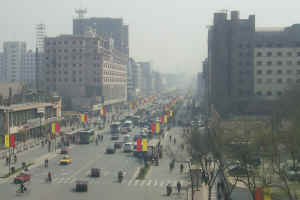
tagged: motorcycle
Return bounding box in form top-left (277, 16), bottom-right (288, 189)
top-left (166, 184), bottom-right (172, 196)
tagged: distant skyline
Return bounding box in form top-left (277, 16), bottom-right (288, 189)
top-left (1, 0), bottom-right (300, 74)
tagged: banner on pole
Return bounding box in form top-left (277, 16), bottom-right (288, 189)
top-left (51, 122), bottom-right (56, 134)
top-left (136, 137), bottom-right (142, 152)
top-left (142, 138), bottom-right (147, 152)
top-left (10, 134), bottom-right (15, 147)
top-left (4, 134), bottom-right (9, 148)
top-left (156, 122), bottom-right (160, 134)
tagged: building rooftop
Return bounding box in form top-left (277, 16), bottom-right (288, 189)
top-left (0, 102), bottom-right (54, 111)
top-left (256, 27), bottom-right (285, 32)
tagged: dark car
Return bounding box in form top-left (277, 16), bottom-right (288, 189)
top-left (114, 141), bottom-right (123, 149)
top-left (75, 180), bottom-right (88, 192)
top-left (106, 145), bottom-right (116, 154)
top-left (90, 168), bottom-right (100, 177)
top-left (14, 172), bottom-right (31, 184)
top-left (111, 134), bottom-right (119, 140)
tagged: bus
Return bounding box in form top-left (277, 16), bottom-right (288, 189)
top-left (78, 129), bottom-right (95, 144)
top-left (110, 122), bottom-right (121, 134)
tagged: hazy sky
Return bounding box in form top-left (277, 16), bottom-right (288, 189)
top-left (1, 0), bottom-right (300, 73)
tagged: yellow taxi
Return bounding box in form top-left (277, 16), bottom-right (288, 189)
top-left (60, 155), bottom-right (71, 165)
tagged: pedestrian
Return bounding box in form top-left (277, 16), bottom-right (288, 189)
top-left (5, 156), bottom-right (9, 166)
top-left (14, 154), bottom-right (17, 163)
top-left (173, 138), bottom-right (176, 144)
top-left (176, 181), bottom-right (181, 193)
top-left (169, 135), bottom-right (172, 142)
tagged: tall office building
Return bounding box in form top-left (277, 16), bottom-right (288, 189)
top-left (0, 52), bottom-right (4, 81)
top-left (73, 11), bottom-right (129, 55)
top-left (138, 62), bottom-right (152, 95)
top-left (3, 41), bottom-right (27, 83)
top-left (207, 11), bottom-right (255, 113)
top-left (24, 50), bottom-right (36, 87)
top-left (43, 34), bottom-right (127, 109)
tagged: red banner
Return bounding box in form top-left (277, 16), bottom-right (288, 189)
top-left (152, 123), bottom-right (156, 133)
top-left (136, 137), bottom-right (142, 151)
top-left (103, 108), bottom-right (107, 116)
top-left (255, 187), bottom-right (263, 200)
top-left (55, 122), bottom-right (60, 132)
top-left (10, 134), bottom-right (15, 148)
top-left (84, 114), bottom-right (88, 122)
top-left (160, 115), bottom-right (164, 123)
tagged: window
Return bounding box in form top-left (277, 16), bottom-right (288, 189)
top-left (297, 52), bottom-right (300, 56)
top-left (287, 70), bottom-right (292, 74)
top-left (64, 78), bottom-right (68, 82)
top-left (64, 41), bottom-right (68, 45)
top-left (297, 61), bottom-right (300, 66)
top-left (267, 52), bottom-right (272, 57)
top-left (256, 52), bottom-right (262, 57)
top-left (257, 78), bottom-right (262, 84)
top-left (287, 52), bottom-right (292, 56)
top-left (277, 61), bottom-right (282, 66)
top-left (297, 70), bottom-right (300, 74)
top-left (287, 78), bottom-right (293, 83)
top-left (287, 61), bottom-right (292, 66)
top-left (277, 70), bottom-right (282, 74)
top-left (256, 91), bottom-right (262, 96)
top-left (267, 91), bottom-right (272, 96)
top-left (277, 91), bottom-right (282, 96)
top-left (267, 61), bottom-right (272, 66)
top-left (266, 78), bottom-right (272, 84)
top-left (256, 70), bottom-right (262, 75)
top-left (267, 70), bottom-right (272, 74)
top-left (239, 52), bottom-right (243, 56)
top-left (277, 78), bottom-right (282, 83)
top-left (277, 52), bottom-right (282, 56)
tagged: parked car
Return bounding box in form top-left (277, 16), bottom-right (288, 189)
top-left (114, 141), bottom-right (123, 149)
top-left (60, 155), bottom-right (71, 165)
top-left (90, 168), bottom-right (100, 177)
top-left (14, 172), bottom-right (31, 184)
top-left (123, 143), bottom-right (133, 153)
top-left (111, 134), bottom-right (119, 140)
top-left (106, 145), bottom-right (116, 154)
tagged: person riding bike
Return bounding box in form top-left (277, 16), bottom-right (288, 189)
top-left (118, 170), bottom-right (123, 182)
top-left (177, 181), bottom-right (182, 193)
top-left (48, 172), bottom-right (52, 182)
top-left (180, 164), bottom-right (184, 173)
top-left (166, 184), bottom-right (172, 196)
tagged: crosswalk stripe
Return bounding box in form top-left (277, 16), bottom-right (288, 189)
top-left (159, 181), bottom-right (164, 187)
top-left (140, 180), bottom-right (146, 186)
top-left (128, 179), bottom-right (133, 186)
top-left (133, 180), bottom-right (140, 186)
top-left (146, 180), bottom-right (152, 186)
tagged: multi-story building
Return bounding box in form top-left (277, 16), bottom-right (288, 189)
top-left (43, 34), bottom-right (127, 110)
top-left (24, 50), bottom-right (36, 88)
top-left (254, 25), bottom-right (300, 100)
top-left (0, 99), bottom-right (61, 146)
top-left (0, 52), bottom-right (3, 81)
top-left (138, 62), bottom-right (152, 96)
top-left (73, 16), bottom-right (129, 55)
top-left (3, 41), bottom-right (27, 83)
top-left (207, 11), bottom-right (255, 113)
top-left (152, 71), bottom-right (163, 93)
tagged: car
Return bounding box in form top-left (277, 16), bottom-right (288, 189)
top-left (14, 172), bottom-right (31, 184)
top-left (123, 143), bottom-right (133, 152)
top-left (286, 166), bottom-right (300, 181)
top-left (60, 155), bottom-right (71, 165)
top-left (111, 134), bottom-right (119, 140)
top-left (114, 141), bottom-right (123, 149)
top-left (75, 180), bottom-right (88, 192)
top-left (90, 168), bottom-right (100, 177)
top-left (106, 145), bottom-right (116, 154)
top-left (123, 134), bottom-right (131, 142)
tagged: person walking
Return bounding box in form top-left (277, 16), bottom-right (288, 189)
top-left (176, 181), bottom-right (182, 193)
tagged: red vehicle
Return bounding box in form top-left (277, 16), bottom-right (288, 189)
top-left (14, 172), bottom-right (31, 184)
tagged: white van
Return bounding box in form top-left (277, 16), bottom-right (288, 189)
top-left (123, 143), bottom-right (133, 152)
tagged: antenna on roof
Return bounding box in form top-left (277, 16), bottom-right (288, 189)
top-left (75, 8), bottom-right (87, 19)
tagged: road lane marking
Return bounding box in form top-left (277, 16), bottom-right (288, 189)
top-left (140, 180), bottom-right (145, 187)
top-left (153, 180), bottom-right (158, 187)
top-left (160, 181), bottom-right (164, 187)
top-left (133, 180), bottom-right (140, 186)
top-left (146, 180), bottom-right (152, 186)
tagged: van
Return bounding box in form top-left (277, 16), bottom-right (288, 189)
top-left (123, 143), bottom-right (133, 152)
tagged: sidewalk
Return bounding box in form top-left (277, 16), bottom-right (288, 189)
top-left (0, 126), bottom-right (80, 178)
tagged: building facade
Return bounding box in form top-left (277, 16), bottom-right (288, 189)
top-left (0, 99), bottom-right (61, 146)
top-left (73, 17), bottom-right (129, 55)
top-left (3, 42), bottom-right (27, 83)
top-left (207, 11), bottom-right (255, 113)
top-left (24, 50), bottom-right (36, 88)
top-left (43, 34), bottom-right (127, 110)
top-left (0, 52), bottom-right (3, 81)
top-left (138, 62), bottom-right (152, 96)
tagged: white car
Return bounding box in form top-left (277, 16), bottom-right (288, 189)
top-left (123, 143), bottom-right (133, 152)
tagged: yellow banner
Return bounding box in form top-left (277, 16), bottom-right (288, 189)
top-left (156, 123), bottom-right (160, 134)
top-left (164, 115), bottom-right (168, 123)
top-left (4, 134), bottom-right (9, 148)
top-left (170, 110), bottom-right (173, 117)
top-left (100, 108), bottom-right (104, 116)
top-left (80, 114), bottom-right (85, 122)
top-left (264, 187), bottom-right (271, 200)
top-left (51, 122), bottom-right (56, 134)
top-left (142, 139), bottom-right (147, 152)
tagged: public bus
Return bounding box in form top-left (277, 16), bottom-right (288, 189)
top-left (110, 122), bottom-right (121, 134)
top-left (78, 129), bottom-right (95, 144)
